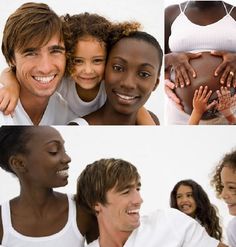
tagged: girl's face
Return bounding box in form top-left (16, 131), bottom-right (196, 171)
top-left (71, 36), bottom-right (106, 91)
top-left (221, 166), bottom-right (236, 215)
top-left (176, 185), bottom-right (197, 217)
top-left (104, 38), bottom-right (160, 115)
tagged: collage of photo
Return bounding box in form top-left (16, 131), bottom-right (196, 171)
top-left (0, 0), bottom-right (235, 246)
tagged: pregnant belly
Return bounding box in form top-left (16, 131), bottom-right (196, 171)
top-left (174, 52), bottom-right (232, 119)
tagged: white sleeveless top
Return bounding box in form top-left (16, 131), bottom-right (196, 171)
top-left (169, 1), bottom-right (236, 52)
top-left (1, 194), bottom-right (85, 247)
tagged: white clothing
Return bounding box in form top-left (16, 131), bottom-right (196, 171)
top-left (58, 77), bottom-right (106, 117)
top-left (169, 2), bottom-right (236, 53)
top-left (88, 209), bottom-right (219, 247)
top-left (0, 91), bottom-right (76, 125)
top-left (1, 194), bottom-right (84, 247)
top-left (166, 2), bottom-right (236, 125)
top-left (165, 100), bottom-right (229, 125)
top-left (69, 117), bottom-right (89, 125)
top-left (227, 217), bottom-right (236, 247)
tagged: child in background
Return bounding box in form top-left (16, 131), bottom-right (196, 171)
top-left (170, 179), bottom-right (222, 241)
top-left (0, 13), bottom-right (155, 124)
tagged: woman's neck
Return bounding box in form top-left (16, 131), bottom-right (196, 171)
top-left (189, 1), bottom-right (223, 9)
top-left (88, 102), bottom-right (138, 125)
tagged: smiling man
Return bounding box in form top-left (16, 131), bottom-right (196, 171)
top-left (0, 2), bottom-right (75, 125)
top-left (76, 158), bottom-right (227, 247)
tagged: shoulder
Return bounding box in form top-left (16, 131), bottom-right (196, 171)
top-left (148, 110), bottom-right (160, 125)
top-left (227, 217), bottom-right (236, 229)
top-left (165, 4), bottom-right (181, 23)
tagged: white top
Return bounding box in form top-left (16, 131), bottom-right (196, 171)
top-left (1, 194), bottom-right (84, 247)
top-left (58, 77), bottom-right (106, 117)
top-left (88, 209), bottom-right (219, 247)
top-left (169, 2), bottom-right (236, 52)
top-left (227, 217), bottom-right (236, 247)
top-left (0, 88), bottom-right (76, 125)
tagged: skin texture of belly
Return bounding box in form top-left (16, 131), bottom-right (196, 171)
top-left (174, 52), bottom-right (224, 119)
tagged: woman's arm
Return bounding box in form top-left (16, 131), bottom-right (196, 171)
top-left (0, 68), bottom-right (20, 115)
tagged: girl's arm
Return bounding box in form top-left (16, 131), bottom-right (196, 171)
top-left (188, 86), bottom-right (217, 125)
top-left (0, 68), bottom-right (20, 115)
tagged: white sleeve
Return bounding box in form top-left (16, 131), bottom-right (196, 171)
top-left (167, 209), bottom-right (219, 247)
top-left (227, 218), bottom-right (236, 247)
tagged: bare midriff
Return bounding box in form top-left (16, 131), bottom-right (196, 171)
top-left (174, 52), bottom-right (227, 119)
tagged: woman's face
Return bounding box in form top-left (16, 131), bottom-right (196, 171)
top-left (71, 35), bottom-right (106, 91)
top-left (21, 127), bottom-right (71, 188)
top-left (221, 166), bottom-right (236, 215)
top-left (104, 38), bottom-right (160, 115)
top-left (176, 185), bottom-right (197, 217)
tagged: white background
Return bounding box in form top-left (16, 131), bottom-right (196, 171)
top-left (0, 126), bottom-right (234, 244)
top-left (0, 0), bottom-right (164, 123)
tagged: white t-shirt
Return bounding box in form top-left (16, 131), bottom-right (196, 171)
top-left (88, 209), bottom-right (219, 247)
top-left (0, 92), bottom-right (76, 125)
top-left (227, 217), bottom-right (236, 247)
top-left (1, 194), bottom-right (84, 247)
top-left (58, 77), bottom-right (106, 117)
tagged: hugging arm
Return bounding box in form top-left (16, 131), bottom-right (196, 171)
top-left (136, 107), bottom-right (156, 125)
top-left (0, 68), bottom-right (20, 115)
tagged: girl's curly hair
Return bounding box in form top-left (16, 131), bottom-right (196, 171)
top-left (61, 12), bottom-right (112, 75)
top-left (211, 149), bottom-right (236, 198)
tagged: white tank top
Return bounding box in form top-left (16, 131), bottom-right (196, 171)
top-left (1, 194), bottom-right (85, 247)
top-left (169, 1), bottom-right (236, 52)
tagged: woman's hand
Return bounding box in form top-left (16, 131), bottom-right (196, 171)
top-left (211, 51), bottom-right (236, 87)
top-left (164, 78), bottom-right (183, 111)
top-left (165, 52), bottom-right (202, 88)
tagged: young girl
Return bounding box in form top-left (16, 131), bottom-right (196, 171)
top-left (69, 23), bottom-right (163, 125)
top-left (0, 126), bottom-right (98, 246)
top-left (170, 179), bottom-right (222, 241)
top-left (0, 13), bottom-right (155, 124)
top-left (212, 149), bottom-right (236, 247)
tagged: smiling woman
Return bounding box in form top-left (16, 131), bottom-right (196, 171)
top-left (0, 126), bottom-right (98, 246)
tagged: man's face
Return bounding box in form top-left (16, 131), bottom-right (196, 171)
top-left (13, 34), bottom-right (66, 100)
top-left (95, 181), bottom-right (143, 234)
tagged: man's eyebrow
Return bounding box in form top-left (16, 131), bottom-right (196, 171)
top-left (49, 45), bottom-right (65, 51)
top-left (22, 47), bottom-right (38, 54)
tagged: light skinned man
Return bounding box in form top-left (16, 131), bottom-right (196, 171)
top-left (76, 158), bottom-right (228, 247)
top-left (0, 2), bottom-right (75, 125)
